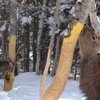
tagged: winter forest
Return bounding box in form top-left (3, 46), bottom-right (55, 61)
top-left (0, 0), bottom-right (100, 100)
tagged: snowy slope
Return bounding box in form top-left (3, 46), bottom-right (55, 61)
top-left (0, 72), bottom-right (84, 100)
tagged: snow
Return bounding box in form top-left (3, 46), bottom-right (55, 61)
top-left (55, 28), bottom-right (61, 34)
top-left (16, 8), bottom-right (20, 20)
top-left (0, 72), bottom-right (84, 100)
top-left (21, 16), bottom-right (33, 25)
top-left (60, 4), bottom-right (71, 12)
top-left (60, 15), bottom-right (67, 23)
top-left (96, 16), bottom-right (100, 23)
top-left (47, 17), bottom-right (54, 25)
top-left (0, 22), bottom-right (7, 31)
top-left (60, 29), bottom-right (69, 36)
top-left (69, 6), bottom-right (75, 15)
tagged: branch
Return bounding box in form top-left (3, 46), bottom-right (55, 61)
top-left (90, 0), bottom-right (100, 36)
top-left (75, 0), bottom-right (94, 24)
top-left (42, 23), bottom-right (83, 100)
top-left (41, 0), bottom-right (94, 99)
top-left (40, 0), bottom-right (61, 100)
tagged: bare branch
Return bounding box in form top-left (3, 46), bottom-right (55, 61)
top-left (90, 0), bottom-right (100, 36)
top-left (75, 0), bottom-right (94, 24)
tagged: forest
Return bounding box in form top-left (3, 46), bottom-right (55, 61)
top-left (0, 0), bottom-right (100, 100)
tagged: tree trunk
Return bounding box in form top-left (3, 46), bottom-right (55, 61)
top-left (50, 35), bottom-right (61, 77)
top-left (42, 22), bottom-right (83, 100)
top-left (4, 35), bottom-right (16, 91)
top-left (24, 26), bottom-right (30, 72)
top-left (90, 0), bottom-right (100, 36)
top-left (40, 0), bottom-right (61, 99)
top-left (41, 0), bottom-right (94, 99)
top-left (35, 1), bottom-right (46, 75)
top-left (32, 20), bottom-right (37, 72)
top-left (1, 33), bottom-right (5, 61)
top-left (2, 31), bottom-right (8, 61)
top-left (40, 31), bottom-right (50, 74)
top-left (10, 0), bottom-right (17, 35)
top-left (4, 0), bottom-right (17, 91)
top-left (4, 69), bottom-right (15, 91)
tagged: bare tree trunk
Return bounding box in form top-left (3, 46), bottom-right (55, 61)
top-left (40, 0), bottom-right (61, 99)
top-left (90, 0), bottom-right (100, 36)
top-left (50, 35), bottom-right (61, 77)
top-left (24, 26), bottom-right (30, 72)
top-left (23, 42), bottom-right (26, 71)
top-left (2, 32), bottom-right (8, 61)
top-left (35, 1), bottom-right (46, 75)
top-left (41, 0), bottom-right (93, 99)
top-left (42, 23), bottom-right (83, 100)
top-left (74, 59), bottom-right (78, 80)
top-left (32, 19), bottom-right (38, 72)
top-left (10, 0), bottom-right (17, 35)
top-left (4, 0), bottom-right (17, 91)
top-left (4, 35), bottom-right (16, 91)
top-left (2, 33), bottom-right (5, 61)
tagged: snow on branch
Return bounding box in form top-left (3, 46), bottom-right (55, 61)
top-left (20, 16), bottom-right (32, 25)
top-left (75, 0), bottom-right (94, 24)
top-left (0, 21), bottom-right (7, 32)
top-left (77, 0), bottom-right (82, 4)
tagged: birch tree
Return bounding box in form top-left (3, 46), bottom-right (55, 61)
top-left (35, 0), bottom-right (46, 75)
top-left (90, 0), bottom-right (100, 36)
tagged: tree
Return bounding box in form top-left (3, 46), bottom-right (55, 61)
top-left (35, 0), bottom-right (46, 75)
top-left (40, 0), bottom-right (94, 99)
top-left (4, 35), bottom-right (16, 91)
top-left (90, 0), bottom-right (100, 36)
top-left (24, 25), bottom-right (30, 72)
top-left (40, 0), bottom-right (61, 99)
top-left (4, 0), bottom-right (17, 91)
top-left (50, 35), bottom-right (62, 77)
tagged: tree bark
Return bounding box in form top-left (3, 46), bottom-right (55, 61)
top-left (32, 18), bottom-right (38, 72)
top-left (40, 0), bottom-right (61, 99)
top-left (41, 0), bottom-right (93, 99)
top-left (10, 0), bottom-right (17, 35)
top-left (50, 35), bottom-right (61, 77)
top-left (35, 1), bottom-right (46, 75)
top-left (90, 0), bottom-right (100, 36)
top-left (42, 23), bottom-right (83, 100)
top-left (4, 35), bottom-right (16, 91)
top-left (4, 0), bottom-right (17, 91)
top-left (24, 26), bottom-right (30, 72)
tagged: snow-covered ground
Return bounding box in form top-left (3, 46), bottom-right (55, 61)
top-left (0, 72), bottom-right (84, 100)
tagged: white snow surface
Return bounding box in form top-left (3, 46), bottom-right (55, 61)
top-left (0, 72), bottom-right (84, 100)
top-left (97, 16), bottom-right (100, 24)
